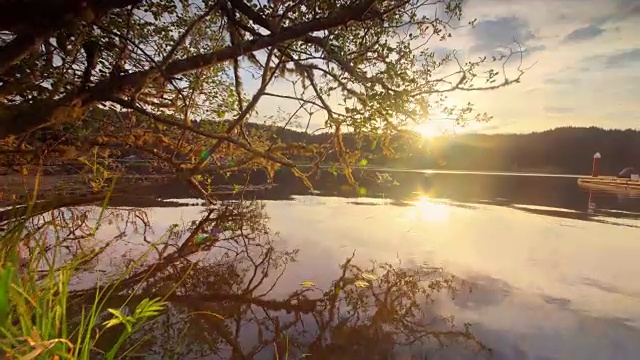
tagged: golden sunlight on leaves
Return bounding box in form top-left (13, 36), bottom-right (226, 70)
top-left (361, 273), bottom-right (378, 281)
top-left (409, 195), bottom-right (450, 222)
top-left (354, 280), bottom-right (370, 288)
top-left (300, 281), bottom-right (316, 288)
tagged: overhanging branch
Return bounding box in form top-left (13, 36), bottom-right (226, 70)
top-left (0, 0), bottom-right (378, 139)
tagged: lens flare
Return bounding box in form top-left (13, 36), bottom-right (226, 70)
top-left (410, 195), bottom-right (450, 222)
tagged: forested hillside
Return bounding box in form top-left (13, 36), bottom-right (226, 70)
top-left (211, 123), bottom-right (640, 175)
top-left (385, 127), bottom-right (640, 175)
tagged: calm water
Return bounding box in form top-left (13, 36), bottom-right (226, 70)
top-left (61, 172), bottom-right (640, 359)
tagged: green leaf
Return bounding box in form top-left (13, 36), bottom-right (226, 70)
top-left (134, 297), bottom-right (167, 319)
top-left (0, 266), bottom-right (14, 326)
top-left (300, 281), bottom-right (316, 288)
top-left (103, 308), bottom-right (127, 329)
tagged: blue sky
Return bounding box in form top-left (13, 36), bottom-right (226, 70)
top-left (248, 0), bottom-right (640, 134)
top-left (451, 0), bottom-right (640, 134)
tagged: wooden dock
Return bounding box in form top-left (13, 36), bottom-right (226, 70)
top-left (577, 176), bottom-right (640, 193)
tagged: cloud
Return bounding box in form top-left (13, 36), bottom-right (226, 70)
top-left (578, 48), bottom-right (640, 71)
top-left (544, 106), bottom-right (575, 115)
top-left (447, 0), bottom-right (640, 133)
top-left (593, 0), bottom-right (640, 24)
top-left (544, 77), bottom-right (580, 86)
top-left (431, 46), bottom-right (455, 60)
top-left (615, 0), bottom-right (640, 16)
top-left (469, 16), bottom-right (536, 54)
top-left (563, 25), bottom-right (606, 42)
top-left (523, 44), bottom-right (546, 56)
top-left (474, 122), bottom-right (515, 133)
top-left (604, 48), bottom-right (640, 68)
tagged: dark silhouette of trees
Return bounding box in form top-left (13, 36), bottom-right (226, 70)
top-left (381, 127), bottom-right (640, 175)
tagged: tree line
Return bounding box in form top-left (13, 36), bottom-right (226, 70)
top-left (18, 116), bottom-right (637, 177)
top-left (207, 122), bottom-right (640, 176)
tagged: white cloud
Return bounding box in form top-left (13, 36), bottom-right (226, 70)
top-left (245, 0), bottom-right (640, 134)
top-left (441, 0), bottom-right (640, 133)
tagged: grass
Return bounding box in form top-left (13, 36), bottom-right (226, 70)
top-left (0, 181), bottom-right (170, 360)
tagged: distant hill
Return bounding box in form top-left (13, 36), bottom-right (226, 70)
top-left (397, 127), bottom-right (640, 175)
top-left (213, 123), bottom-right (639, 176)
top-left (210, 124), bottom-right (638, 176)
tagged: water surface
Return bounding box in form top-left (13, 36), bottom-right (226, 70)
top-left (62, 172), bottom-right (640, 359)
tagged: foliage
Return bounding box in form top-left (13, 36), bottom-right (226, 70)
top-left (0, 201), bottom-right (170, 359)
top-left (0, 0), bottom-right (527, 202)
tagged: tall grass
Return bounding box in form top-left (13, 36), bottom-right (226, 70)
top-left (0, 184), bottom-right (169, 359)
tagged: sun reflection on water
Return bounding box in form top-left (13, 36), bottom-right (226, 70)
top-left (409, 195), bottom-right (450, 222)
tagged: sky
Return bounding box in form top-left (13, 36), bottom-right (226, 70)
top-left (249, 0), bottom-right (640, 135)
top-left (450, 0), bottom-right (640, 134)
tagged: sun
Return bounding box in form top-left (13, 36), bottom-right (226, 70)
top-left (415, 123), bottom-right (443, 138)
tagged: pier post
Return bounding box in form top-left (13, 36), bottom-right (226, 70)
top-left (592, 152), bottom-right (601, 177)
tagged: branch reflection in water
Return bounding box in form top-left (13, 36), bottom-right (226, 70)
top-left (12, 198), bottom-right (489, 359)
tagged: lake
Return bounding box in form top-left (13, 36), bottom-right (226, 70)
top-left (51, 171), bottom-right (640, 359)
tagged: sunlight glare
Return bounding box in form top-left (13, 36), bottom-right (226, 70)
top-left (409, 195), bottom-right (450, 222)
top-left (415, 123), bottom-right (442, 138)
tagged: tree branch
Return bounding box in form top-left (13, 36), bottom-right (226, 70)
top-left (0, 0), bottom-right (141, 74)
top-left (108, 97), bottom-right (296, 170)
top-left (0, 0), bottom-right (377, 139)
